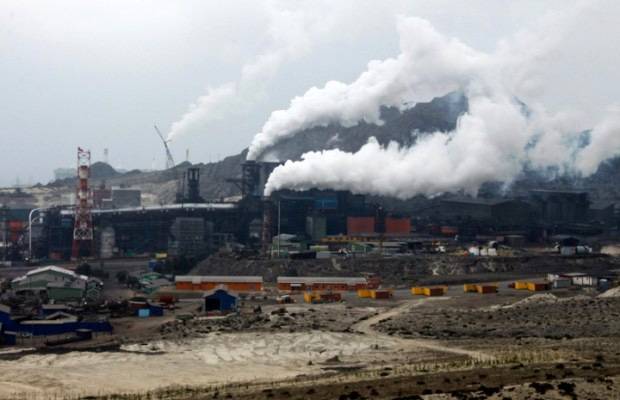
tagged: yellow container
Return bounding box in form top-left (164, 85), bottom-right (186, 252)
top-left (357, 289), bottom-right (371, 298)
top-left (527, 282), bottom-right (549, 292)
top-left (515, 281), bottom-right (529, 290)
top-left (411, 287), bottom-right (425, 296)
top-left (464, 284), bottom-right (477, 293)
top-left (304, 292), bottom-right (320, 303)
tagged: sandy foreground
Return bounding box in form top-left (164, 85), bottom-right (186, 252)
top-left (0, 330), bottom-right (402, 399)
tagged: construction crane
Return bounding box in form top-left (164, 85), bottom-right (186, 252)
top-left (154, 124), bottom-right (175, 170)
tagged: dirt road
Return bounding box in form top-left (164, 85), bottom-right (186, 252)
top-left (353, 297), bottom-right (495, 361)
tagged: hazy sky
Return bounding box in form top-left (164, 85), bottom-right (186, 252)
top-left (1, 0), bottom-right (618, 186)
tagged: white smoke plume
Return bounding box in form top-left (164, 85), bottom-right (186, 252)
top-left (263, 7), bottom-right (620, 198)
top-left (166, 1), bottom-right (338, 142)
top-left (575, 105), bottom-right (620, 175)
top-left (265, 95), bottom-right (529, 199)
top-left (249, 4), bottom-right (591, 161)
top-left (247, 16), bottom-right (485, 160)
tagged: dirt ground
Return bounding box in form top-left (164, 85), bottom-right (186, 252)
top-left (1, 265), bottom-right (620, 399)
top-left (376, 292), bottom-right (620, 340)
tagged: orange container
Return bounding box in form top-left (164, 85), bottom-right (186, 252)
top-left (385, 218), bottom-right (411, 234)
top-left (347, 217), bottom-right (375, 235)
top-left (440, 226), bottom-right (459, 236)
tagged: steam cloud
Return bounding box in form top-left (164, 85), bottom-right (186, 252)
top-left (166, 1), bottom-right (337, 142)
top-left (262, 9), bottom-right (620, 198)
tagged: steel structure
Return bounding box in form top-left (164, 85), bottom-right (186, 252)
top-left (71, 147), bottom-right (94, 259)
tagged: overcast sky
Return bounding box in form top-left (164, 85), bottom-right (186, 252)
top-left (1, 0), bottom-right (618, 186)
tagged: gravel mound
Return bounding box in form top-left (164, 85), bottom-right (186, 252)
top-left (599, 286), bottom-right (620, 298)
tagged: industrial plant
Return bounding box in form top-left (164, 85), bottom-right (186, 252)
top-left (2, 1), bottom-right (620, 399)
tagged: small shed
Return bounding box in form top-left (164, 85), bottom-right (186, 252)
top-left (203, 287), bottom-right (238, 313)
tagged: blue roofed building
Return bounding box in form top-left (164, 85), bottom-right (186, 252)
top-left (203, 287), bottom-right (238, 314)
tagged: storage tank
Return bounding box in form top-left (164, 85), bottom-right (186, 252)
top-left (100, 227), bottom-right (115, 259)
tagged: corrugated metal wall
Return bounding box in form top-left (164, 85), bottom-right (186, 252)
top-left (347, 217), bottom-right (375, 235)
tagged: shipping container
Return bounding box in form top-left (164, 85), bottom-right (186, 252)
top-left (357, 289), bottom-right (371, 298)
top-left (514, 281), bottom-right (529, 290)
top-left (476, 285), bottom-right (498, 294)
top-left (463, 284), bottom-right (477, 293)
top-left (370, 289), bottom-right (392, 299)
top-left (423, 287), bottom-right (445, 297)
top-left (385, 217), bottom-right (411, 235)
top-left (347, 217), bottom-right (375, 235)
top-left (527, 282), bottom-right (550, 292)
top-left (440, 226), bottom-right (459, 236)
top-left (303, 292), bottom-right (319, 303)
top-left (411, 287), bottom-right (425, 296)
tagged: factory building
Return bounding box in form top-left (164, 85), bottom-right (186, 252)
top-left (175, 275), bottom-right (263, 292)
top-left (24, 158), bottom-right (619, 261)
top-left (588, 202), bottom-right (616, 225)
top-left (528, 190), bottom-right (590, 223)
top-left (101, 187), bottom-right (142, 209)
top-left (11, 266), bottom-right (102, 302)
top-left (437, 197), bottom-right (535, 226)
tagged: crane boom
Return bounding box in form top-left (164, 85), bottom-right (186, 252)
top-left (154, 124), bottom-right (175, 169)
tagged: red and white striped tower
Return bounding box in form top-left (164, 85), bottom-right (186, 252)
top-left (71, 147), bottom-right (94, 259)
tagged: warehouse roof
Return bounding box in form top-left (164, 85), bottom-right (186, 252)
top-left (60, 202), bottom-right (237, 216)
top-left (203, 286), bottom-right (239, 298)
top-left (12, 266), bottom-right (87, 284)
top-left (175, 275), bottom-right (263, 283)
top-left (277, 276), bottom-right (367, 284)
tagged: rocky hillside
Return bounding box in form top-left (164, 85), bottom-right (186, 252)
top-left (42, 93), bottom-right (469, 203)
